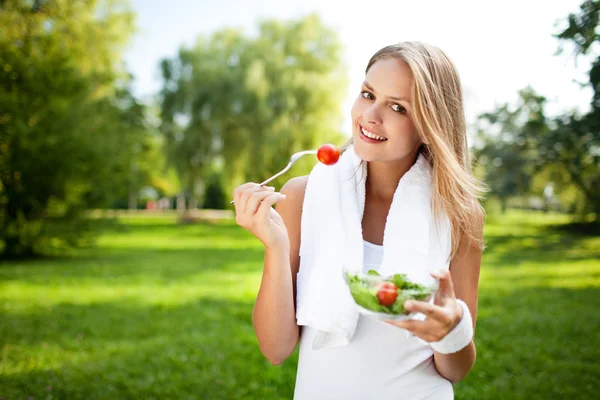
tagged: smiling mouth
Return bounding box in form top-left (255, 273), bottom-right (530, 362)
top-left (359, 125), bottom-right (388, 141)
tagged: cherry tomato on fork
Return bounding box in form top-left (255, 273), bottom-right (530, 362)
top-left (377, 282), bottom-right (399, 307)
top-left (317, 144), bottom-right (340, 165)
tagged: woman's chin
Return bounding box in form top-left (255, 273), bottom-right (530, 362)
top-left (353, 140), bottom-right (379, 161)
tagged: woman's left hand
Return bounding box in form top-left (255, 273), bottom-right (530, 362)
top-left (386, 270), bottom-right (463, 343)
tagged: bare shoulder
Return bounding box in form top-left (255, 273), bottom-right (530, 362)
top-left (275, 175), bottom-right (308, 228)
top-left (278, 176), bottom-right (308, 210)
top-left (281, 175), bottom-right (309, 194)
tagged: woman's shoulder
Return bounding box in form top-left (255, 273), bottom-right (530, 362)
top-left (280, 176), bottom-right (309, 198)
top-left (276, 176), bottom-right (308, 225)
top-left (275, 176), bottom-right (309, 242)
top-left (275, 176), bottom-right (309, 216)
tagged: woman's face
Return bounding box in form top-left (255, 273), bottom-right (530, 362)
top-left (350, 57), bottom-right (422, 163)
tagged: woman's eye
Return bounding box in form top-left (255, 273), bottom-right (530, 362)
top-left (392, 104), bottom-right (407, 114)
top-left (361, 91), bottom-right (374, 100)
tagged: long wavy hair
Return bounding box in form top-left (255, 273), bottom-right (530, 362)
top-left (343, 41), bottom-right (486, 258)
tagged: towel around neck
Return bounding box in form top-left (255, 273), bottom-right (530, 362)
top-left (296, 145), bottom-right (451, 350)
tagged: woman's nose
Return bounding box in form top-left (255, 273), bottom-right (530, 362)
top-left (362, 103), bottom-right (383, 125)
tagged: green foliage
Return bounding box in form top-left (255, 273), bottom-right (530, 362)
top-left (474, 88), bottom-right (546, 212)
top-left (202, 172), bottom-right (226, 210)
top-left (159, 14), bottom-right (348, 206)
top-left (0, 0), bottom-right (162, 257)
top-left (547, 0), bottom-right (600, 218)
top-left (475, 86), bottom-right (599, 219)
top-left (534, 113), bottom-right (600, 218)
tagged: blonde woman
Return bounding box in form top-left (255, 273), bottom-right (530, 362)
top-left (233, 42), bottom-right (485, 399)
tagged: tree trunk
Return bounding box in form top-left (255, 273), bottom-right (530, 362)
top-left (176, 193), bottom-right (186, 214)
top-left (2, 196), bottom-right (35, 259)
top-left (128, 190), bottom-right (137, 210)
top-left (3, 235), bottom-right (34, 259)
top-left (500, 197), bottom-right (508, 214)
top-left (566, 164), bottom-right (599, 222)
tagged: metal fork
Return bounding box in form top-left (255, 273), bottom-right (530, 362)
top-left (230, 149), bottom-right (317, 204)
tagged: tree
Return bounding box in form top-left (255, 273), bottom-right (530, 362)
top-left (539, 113), bottom-right (600, 217)
top-left (551, 0), bottom-right (600, 219)
top-left (95, 86), bottom-right (168, 211)
top-left (474, 1), bottom-right (600, 220)
top-left (474, 88), bottom-right (544, 212)
top-left (0, 0), bottom-right (141, 257)
top-left (159, 14), bottom-right (347, 209)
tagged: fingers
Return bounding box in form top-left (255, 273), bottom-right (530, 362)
top-left (233, 183), bottom-right (272, 213)
top-left (245, 188), bottom-right (277, 215)
top-left (239, 185), bottom-right (269, 213)
top-left (256, 192), bottom-right (286, 219)
top-left (431, 269), bottom-right (455, 303)
top-left (386, 318), bottom-right (446, 342)
top-left (232, 182), bottom-right (258, 211)
top-left (231, 182), bottom-right (288, 248)
top-left (232, 183), bottom-right (286, 230)
top-left (386, 319), bottom-right (434, 340)
top-left (404, 300), bottom-right (448, 322)
top-left (387, 297), bottom-right (461, 342)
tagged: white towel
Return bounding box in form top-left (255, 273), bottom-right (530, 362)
top-left (296, 144), bottom-right (452, 350)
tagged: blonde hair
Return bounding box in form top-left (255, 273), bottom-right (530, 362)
top-left (343, 41), bottom-right (486, 258)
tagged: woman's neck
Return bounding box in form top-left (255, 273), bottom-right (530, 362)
top-left (366, 152), bottom-right (420, 203)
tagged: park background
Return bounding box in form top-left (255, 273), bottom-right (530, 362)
top-left (1, 0), bottom-right (599, 398)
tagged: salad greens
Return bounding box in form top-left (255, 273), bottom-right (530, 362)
top-left (345, 269), bottom-right (433, 315)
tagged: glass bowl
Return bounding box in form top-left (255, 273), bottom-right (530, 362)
top-left (342, 264), bottom-right (439, 321)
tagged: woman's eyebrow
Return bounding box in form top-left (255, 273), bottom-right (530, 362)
top-left (363, 81), bottom-right (411, 104)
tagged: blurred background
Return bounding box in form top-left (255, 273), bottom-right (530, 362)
top-left (0, 0), bottom-right (598, 399)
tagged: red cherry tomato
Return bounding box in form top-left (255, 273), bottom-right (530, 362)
top-left (317, 144), bottom-right (340, 165)
top-left (376, 282), bottom-right (398, 307)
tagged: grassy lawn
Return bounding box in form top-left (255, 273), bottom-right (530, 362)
top-left (1, 211), bottom-right (599, 399)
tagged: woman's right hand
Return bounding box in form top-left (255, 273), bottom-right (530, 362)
top-left (233, 183), bottom-right (289, 250)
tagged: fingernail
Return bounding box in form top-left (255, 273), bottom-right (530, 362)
top-left (404, 300), bottom-right (414, 308)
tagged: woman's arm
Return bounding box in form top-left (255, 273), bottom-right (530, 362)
top-left (432, 231), bottom-right (482, 383)
top-left (251, 176), bottom-right (307, 365)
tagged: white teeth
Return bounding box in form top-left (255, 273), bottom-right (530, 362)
top-left (361, 128), bottom-right (387, 141)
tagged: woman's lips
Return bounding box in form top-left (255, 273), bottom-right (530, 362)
top-left (359, 124), bottom-right (387, 143)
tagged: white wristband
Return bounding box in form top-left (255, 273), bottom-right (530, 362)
top-left (430, 299), bottom-right (473, 354)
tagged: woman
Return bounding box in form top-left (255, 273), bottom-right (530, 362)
top-left (233, 41), bottom-right (485, 399)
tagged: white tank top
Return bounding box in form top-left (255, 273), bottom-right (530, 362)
top-left (293, 241), bottom-right (453, 399)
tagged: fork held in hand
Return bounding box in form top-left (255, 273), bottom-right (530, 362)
top-left (230, 150), bottom-right (317, 204)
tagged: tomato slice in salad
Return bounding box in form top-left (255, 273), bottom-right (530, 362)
top-left (376, 282), bottom-right (398, 307)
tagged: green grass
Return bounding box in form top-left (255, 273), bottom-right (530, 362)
top-left (1, 211), bottom-right (599, 399)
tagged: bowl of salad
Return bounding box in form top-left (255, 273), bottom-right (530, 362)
top-left (343, 265), bottom-right (439, 321)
